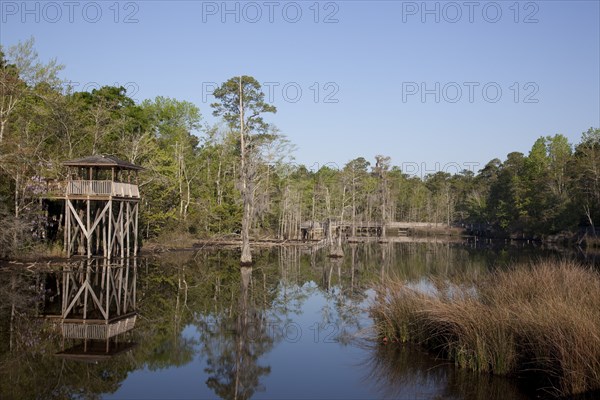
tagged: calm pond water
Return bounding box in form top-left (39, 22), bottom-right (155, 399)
top-left (0, 241), bottom-right (598, 399)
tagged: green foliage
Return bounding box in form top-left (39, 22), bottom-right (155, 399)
top-left (211, 76), bottom-right (276, 134)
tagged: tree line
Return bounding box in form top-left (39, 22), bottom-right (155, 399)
top-left (1, 39), bottom-right (598, 258)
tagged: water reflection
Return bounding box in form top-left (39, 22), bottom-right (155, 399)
top-left (201, 267), bottom-right (274, 400)
top-left (364, 343), bottom-right (531, 400)
top-left (1, 241), bottom-right (594, 399)
top-left (43, 258), bottom-right (138, 360)
top-left (0, 258), bottom-right (139, 399)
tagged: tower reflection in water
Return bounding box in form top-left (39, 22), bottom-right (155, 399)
top-left (41, 258), bottom-right (138, 361)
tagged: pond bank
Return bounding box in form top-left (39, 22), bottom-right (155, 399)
top-left (3, 233), bottom-right (599, 268)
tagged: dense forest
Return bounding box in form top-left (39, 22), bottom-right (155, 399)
top-left (1, 39), bottom-right (598, 258)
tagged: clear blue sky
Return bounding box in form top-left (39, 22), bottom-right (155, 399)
top-left (1, 0), bottom-right (599, 175)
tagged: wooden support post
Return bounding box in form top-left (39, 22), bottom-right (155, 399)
top-left (86, 200), bottom-right (91, 258)
top-left (105, 261), bottom-right (110, 321)
top-left (134, 203), bottom-right (139, 256)
top-left (119, 202), bottom-right (124, 258)
top-left (102, 212), bottom-right (107, 257)
top-left (78, 209), bottom-right (85, 255)
top-left (123, 259), bottom-right (129, 313)
top-left (116, 266), bottom-right (123, 314)
top-left (126, 202), bottom-right (130, 257)
top-left (65, 199), bottom-right (71, 257)
top-left (108, 199), bottom-right (113, 261)
top-left (94, 205), bottom-right (101, 255)
top-left (110, 206), bottom-right (121, 258)
top-left (83, 265), bottom-right (89, 319)
top-left (62, 268), bottom-right (69, 316)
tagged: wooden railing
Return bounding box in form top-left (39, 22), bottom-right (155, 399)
top-left (66, 180), bottom-right (140, 198)
top-left (112, 182), bottom-right (140, 197)
top-left (61, 315), bottom-right (137, 339)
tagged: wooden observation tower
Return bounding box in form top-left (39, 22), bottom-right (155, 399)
top-left (63, 155), bottom-right (142, 259)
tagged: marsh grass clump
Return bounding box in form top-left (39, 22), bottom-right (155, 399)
top-left (371, 260), bottom-right (600, 397)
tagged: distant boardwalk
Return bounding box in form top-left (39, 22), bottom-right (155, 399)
top-left (300, 220), bottom-right (450, 240)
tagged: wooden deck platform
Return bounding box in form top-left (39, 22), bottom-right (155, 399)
top-left (58, 313), bottom-right (137, 340)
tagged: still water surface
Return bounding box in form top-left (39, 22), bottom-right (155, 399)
top-left (0, 241), bottom-right (595, 399)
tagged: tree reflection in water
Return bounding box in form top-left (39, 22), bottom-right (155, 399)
top-left (201, 267), bottom-right (274, 400)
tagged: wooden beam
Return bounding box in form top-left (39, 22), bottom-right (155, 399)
top-left (105, 262), bottom-right (110, 321)
top-left (123, 261), bottom-right (130, 313)
top-left (65, 199), bottom-right (71, 257)
top-left (119, 202), bottom-right (124, 258)
top-left (67, 201), bottom-right (87, 238)
top-left (83, 265), bottom-right (90, 318)
top-left (125, 202), bottom-right (130, 257)
top-left (63, 282), bottom-right (86, 318)
top-left (102, 212), bottom-right (107, 257)
top-left (87, 200), bottom-right (91, 258)
top-left (89, 202), bottom-right (110, 238)
top-left (62, 268), bottom-right (70, 315)
top-left (87, 280), bottom-right (108, 320)
top-left (108, 199), bottom-right (113, 260)
top-left (134, 203), bottom-right (139, 256)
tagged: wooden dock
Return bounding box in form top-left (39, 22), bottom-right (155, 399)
top-left (301, 220), bottom-right (450, 239)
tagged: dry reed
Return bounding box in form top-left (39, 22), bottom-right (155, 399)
top-left (370, 260), bottom-right (600, 396)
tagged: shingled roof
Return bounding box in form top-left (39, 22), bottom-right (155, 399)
top-left (63, 155), bottom-right (143, 171)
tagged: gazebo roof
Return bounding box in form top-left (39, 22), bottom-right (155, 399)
top-left (63, 155), bottom-right (143, 171)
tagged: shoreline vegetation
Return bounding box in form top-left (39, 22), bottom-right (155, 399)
top-left (2, 228), bottom-right (599, 264)
top-left (370, 259), bottom-right (600, 397)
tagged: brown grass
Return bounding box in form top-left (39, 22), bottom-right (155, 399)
top-left (586, 235), bottom-right (600, 249)
top-left (144, 230), bottom-right (199, 251)
top-left (371, 260), bottom-right (600, 396)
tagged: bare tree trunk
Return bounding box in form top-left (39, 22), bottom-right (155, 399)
top-left (239, 77), bottom-right (252, 265)
top-left (584, 205), bottom-right (595, 235)
top-left (184, 177), bottom-right (191, 221)
top-left (311, 187), bottom-right (316, 224)
top-left (351, 182), bottom-right (356, 237)
top-left (0, 119), bottom-right (5, 143)
top-left (331, 186), bottom-right (345, 257)
top-left (216, 159), bottom-right (223, 206)
top-left (241, 189), bottom-right (252, 264)
top-left (178, 142), bottom-right (183, 217)
top-left (14, 172), bottom-right (19, 218)
top-left (234, 266), bottom-right (252, 399)
top-left (12, 172), bottom-right (21, 251)
top-left (0, 93), bottom-right (20, 144)
top-left (326, 186), bottom-right (343, 258)
top-left (9, 273), bottom-right (16, 351)
top-left (296, 192), bottom-right (301, 240)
